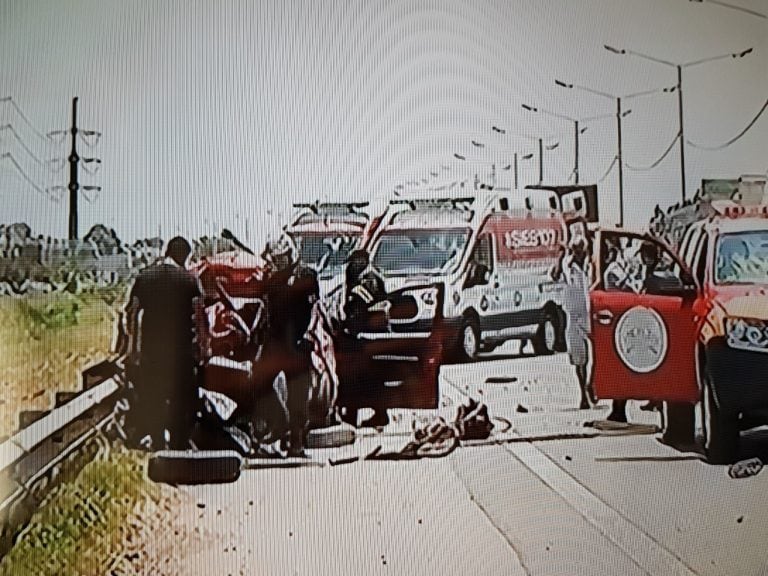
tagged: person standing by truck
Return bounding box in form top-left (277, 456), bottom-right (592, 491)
top-left (340, 248), bottom-right (390, 427)
top-left (121, 236), bottom-right (208, 450)
top-left (261, 238), bottom-right (320, 457)
top-left (561, 236), bottom-right (594, 409)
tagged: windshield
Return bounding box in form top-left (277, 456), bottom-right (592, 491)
top-left (715, 230), bottom-right (768, 284)
top-left (372, 229), bottom-right (470, 276)
top-left (294, 233), bottom-right (360, 278)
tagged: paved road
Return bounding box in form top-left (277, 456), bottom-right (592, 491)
top-left (168, 347), bottom-right (768, 576)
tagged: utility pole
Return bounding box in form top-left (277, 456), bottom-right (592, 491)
top-left (574, 120), bottom-right (580, 184)
top-left (514, 153), bottom-right (519, 190)
top-left (677, 65), bottom-right (686, 203)
top-left (617, 97), bottom-right (625, 228)
top-left (538, 138), bottom-right (543, 184)
top-left (68, 97), bottom-right (79, 241)
top-left (604, 44), bottom-right (753, 205)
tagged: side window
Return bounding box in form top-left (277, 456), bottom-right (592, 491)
top-left (600, 233), bottom-right (683, 295)
top-left (472, 235), bottom-right (493, 271)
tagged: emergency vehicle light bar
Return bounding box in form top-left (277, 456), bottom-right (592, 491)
top-left (292, 202), bottom-right (370, 215)
top-left (711, 200), bottom-right (768, 219)
top-left (389, 197), bottom-right (476, 211)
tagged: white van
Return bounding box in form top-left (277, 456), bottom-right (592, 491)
top-left (361, 196), bottom-right (569, 360)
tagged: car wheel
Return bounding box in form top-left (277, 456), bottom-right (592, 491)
top-left (703, 372), bottom-right (739, 465)
top-left (662, 402), bottom-right (695, 447)
top-left (460, 319), bottom-right (480, 362)
top-left (532, 317), bottom-right (556, 356)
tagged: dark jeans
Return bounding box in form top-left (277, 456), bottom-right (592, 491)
top-left (128, 358), bottom-right (198, 450)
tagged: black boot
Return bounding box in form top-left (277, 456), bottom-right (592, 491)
top-left (360, 410), bottom-right (390, 428)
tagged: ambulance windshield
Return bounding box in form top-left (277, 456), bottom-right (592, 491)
top-left (294, 233), bottom-right (361, 278)
top-left (715, 230), bottom-right (768, 285)
top-left (373, 229), bottom-right (470, 276)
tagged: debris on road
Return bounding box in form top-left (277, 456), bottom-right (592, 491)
top-left (584, 420), bottom-right (659, 435)
top-left (728, 458), bottom-right (763, 479)
top-left (306, 423), bottom-right (356, 449)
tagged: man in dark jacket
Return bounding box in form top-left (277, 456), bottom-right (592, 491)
top-left (341, 249), bottom-right (391, 428)
top-left (122, 236), bottom-right (208, 449)
top-left (261, 238), bottom-right (320, 456)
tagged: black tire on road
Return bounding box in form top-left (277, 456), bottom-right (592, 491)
top-left (532, 316), bottom-right (556, 356)
top-left (459, 318), bottom-right (480, 362)
top-left (703, 374), bottom-right (739, 465)
top-left (148, 450), bottom-right (243, 485)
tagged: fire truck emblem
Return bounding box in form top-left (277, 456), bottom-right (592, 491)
top-left (613, 306), bottom-right (668, 373)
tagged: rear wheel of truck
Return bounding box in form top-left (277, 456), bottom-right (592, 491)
top-left (532, 316), bottom-right (556, 356)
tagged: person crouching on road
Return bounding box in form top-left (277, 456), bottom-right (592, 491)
top-left (562, 236), bottom-right (595, 410)
top-left (121, 236), bottom-right (209, 450)
top-left (261, 238), bottom-right (319, 457)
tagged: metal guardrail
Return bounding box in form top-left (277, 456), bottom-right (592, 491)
top-left (0, 363), bottom-right (126, 556)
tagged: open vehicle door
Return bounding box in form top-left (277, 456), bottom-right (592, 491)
top-left (590, 230), bottom-right (699, 403)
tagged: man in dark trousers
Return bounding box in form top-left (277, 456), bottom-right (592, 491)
top-left (341, 248), bottom-right (390, 428)
top-left (261, 238), bottom-right (319, 457)
top-left (122, 236), bottom-right (208, 449)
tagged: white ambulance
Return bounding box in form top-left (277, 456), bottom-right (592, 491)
top-left (363, 195), bottom-right (569, 361)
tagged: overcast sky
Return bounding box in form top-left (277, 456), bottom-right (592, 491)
top-left (1, 0), bottom-right (766, 244)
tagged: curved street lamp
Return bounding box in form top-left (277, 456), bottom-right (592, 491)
top-left (604, 44), bottom-right (753, 203)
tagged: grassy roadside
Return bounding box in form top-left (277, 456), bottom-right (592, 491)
top-left (0, 286), bottom-right (125, 438)
top-left (0, 450), bottom-right (161, 576)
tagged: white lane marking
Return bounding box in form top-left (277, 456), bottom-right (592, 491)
top-left (502, 440), bottom-right (700, 576)
top-left (440, 367), bottom-right (701, 576)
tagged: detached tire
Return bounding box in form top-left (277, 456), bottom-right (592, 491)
top-left (148, 450), bottom-right (243, 485)
top-left (532, 316), bottom-right (556, 356)
top-left (459, 319), bottom-right (480, 362)
top-left (703, 374), bottom-right (739, 465)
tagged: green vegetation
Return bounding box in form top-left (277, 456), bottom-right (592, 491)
top-left (0, 285), bottom-right (126, 438)
top-left (0, 450), bottom-right (159, 576)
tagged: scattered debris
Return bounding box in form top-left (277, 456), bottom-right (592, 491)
top-left (564, 455), bottom-right (572, 461)
top-left (516, 404), bottom-right (529, 413)
top-left (728, 458), bottom-right (763, 479)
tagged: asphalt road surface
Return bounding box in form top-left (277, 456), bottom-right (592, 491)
top-left (163, 344), bottom-right (768, 576)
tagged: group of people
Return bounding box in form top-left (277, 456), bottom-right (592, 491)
top-left (119, 233), bottom-right (389, 456)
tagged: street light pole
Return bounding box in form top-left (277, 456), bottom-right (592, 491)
top-left (538, 138), bottom-right (543, 184)
top-left (604, 44), bottom-right (753, 203)
top-left (677, 64), bottom-right (686, 203)
top-left (617, 97), bottom-right (625, 227)
top-left (574, 120), bottom-right (580, 184)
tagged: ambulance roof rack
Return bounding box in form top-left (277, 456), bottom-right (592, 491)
top-left (389, 196), bottom-right (476, 211)
top-left (292, 201), bottom-right (370, 214)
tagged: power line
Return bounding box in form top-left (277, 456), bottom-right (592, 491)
top-left (596, 156), bottom-right (619, 183)
top-left (687, 97), bottom-right (768, 150)
top-left (0, 152), bottom-right (58, 201)
top-left (0, 123), bottom-right (50, 167)
top-left (0, 97), bottom-right (48, 141)
top-left (624, 132), bottom-right (681, 171)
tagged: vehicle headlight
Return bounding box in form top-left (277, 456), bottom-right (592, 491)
top-left (725, 317), bottom-right (768, 352)
top-left (421, 289), bottom-right (437, 306)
